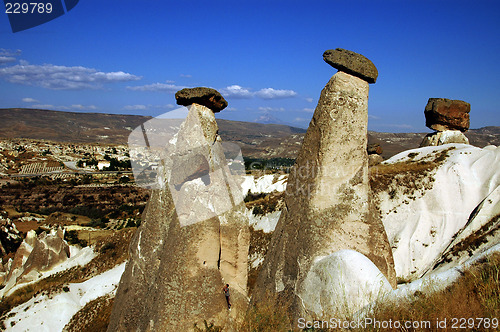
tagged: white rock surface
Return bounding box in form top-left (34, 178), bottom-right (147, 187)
top-left (4, 262), bottom-right (125, 332)
top-left (433, 185), bottom-right (500, 273)
top-left (378, 144), bottom-right (500, 280)
top-left (247, 209), bottom-right (281, 233)
top-left (420, 130), bottom-right (469, 147)
top-left (241, 174), bottom-right (287, 195)
top-left (299, 250), bottom-right (393, 318)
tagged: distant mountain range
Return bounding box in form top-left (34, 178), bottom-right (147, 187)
top-left (0, 108), bottom-right (498, 159)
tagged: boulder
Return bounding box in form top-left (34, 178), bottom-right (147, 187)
top-left (175, 87), bottom-right (228, 112)
top-left (369, 154), bottom-right (384, 166)
top-left (300, 250), bottom-right (393, 316)
top-left (323, 48), bottom-right (378, 83)
top-left (420, 130), bottom-right (469, 147)
top-left (108, 103), bottom-right (249, 331)
top-left (252, 69), bottom-right (396, 320)
top-left (424, 98), bottom-right (470, 132)
top-left (367, 143), bottom-right (383, 155)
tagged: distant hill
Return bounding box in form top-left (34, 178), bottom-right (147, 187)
top-left (0, 108), bottom-right (498, 159)
top-left (0, 108), bottom-right (152, 145)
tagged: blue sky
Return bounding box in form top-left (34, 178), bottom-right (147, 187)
top-left (0, 0), bottom-right (499, 132)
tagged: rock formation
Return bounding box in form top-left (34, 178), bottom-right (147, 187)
top-left (252, 49), bottom-right (396, 320)
top-left (323, 48), bottom-right (378, 83)
top-left (373, 144), bottom-right (500, 280)
top-left (367, 143), bottom-right (383, 155)
top-left (1, 228), bottom-right (70, 296)
top-left (175, 87), bottom-right (228, 113)
top-left (425, 98), bottom-right (470, 132)
top-left (421, 98), bottom-right (470, 147)
top-left (108, 88), bottom-right (249, 331)
top-left (420, 130), bottom-right (470, 146)
top-left (367, 143), bottom-right (384, 166)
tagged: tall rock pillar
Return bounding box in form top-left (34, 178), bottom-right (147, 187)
top-left (253, 49), bottom-right (396, 320)
top-left (108, 88), bottom-right (249, 331)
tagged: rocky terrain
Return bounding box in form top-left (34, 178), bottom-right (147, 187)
top-left (0, 49), bottom-right (498, 331)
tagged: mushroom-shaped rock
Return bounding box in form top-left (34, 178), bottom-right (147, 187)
top-left (175, 87), bottom-right (228, 112)
top-left (323, 48), bottom-right (378, 83)
top-left (424, 98), bottom-right (470, 132)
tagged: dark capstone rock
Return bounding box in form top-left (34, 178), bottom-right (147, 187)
top-left (323, 48), bottom-right (378, 84)
top-left (424, 98), bottom-right (470, 132)
top-left (175, 87), bottom-right (228, 112)
top-left (367, 143), bottom-right (383, 155)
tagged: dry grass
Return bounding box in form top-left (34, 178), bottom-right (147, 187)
top-left (238, 291), bottom-right (293, 332)
top-left (369, 160), bottom-right (438, 195)
top-left (363, 252), bottom-right (500, 331)
top-left (63, 294), bottom-right (114, 332)
top-left (369, 147), bottom-right (454, 199)
top-left (245, 191), bottom-right (284, 215)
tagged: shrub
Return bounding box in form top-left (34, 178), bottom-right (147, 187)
top-left (64, 230), bottom-right (88, 247)
top-left (238, 291), bottom-right (292, 331)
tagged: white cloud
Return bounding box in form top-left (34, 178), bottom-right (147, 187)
top-left (0, 61), bottom-right (141, 90)
top-left (0, 56), bottom-right (17, 64)
top-left (305, 97), bottom-right (314, 103)
top-left (220, 85), bottom-right (253, 99)
top-left (22, 97), bottom-right (39, 103)
top-left (254, 88), bottom-right (297, 99)
top-left (30, 103), bottom-right (97, 111)
top-left (126, 82), bottom-right (186, 92)
top-left (303, 107), bottom-right (315, 113)
top-left (0, 49), bottom-right (21, 64)
top-left (123, 104), bottom-right (176, 111)
top-left (180, 74), bottom-right (192, 78)
top-left (127, 82), bottom-right (298, 101)
top-left (293, 117), bottom-right (310, 123)
top-left (220, 85), bottom-right (297, 100)
top-left (258, 106), bottom-right (285, 112)
top-left (123, 104), bottom-right (147, 111)
top-left (0, 49), bottom-right (21, 56)
top-left (155, 104), bottom-right (175, 109)
top-left (368, 114), bottom-right (381, 120)
top-left (70, 104), bottom-right (97, 110)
